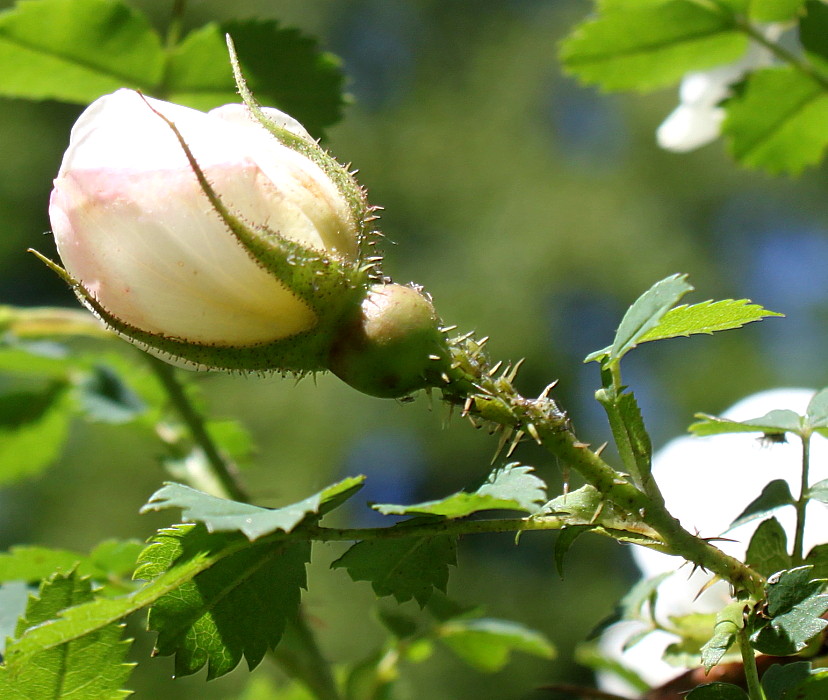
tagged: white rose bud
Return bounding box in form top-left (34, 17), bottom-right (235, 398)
top-left (44, 89), bottom-right (370, 372)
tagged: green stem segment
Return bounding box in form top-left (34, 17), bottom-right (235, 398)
top-left (738, 624), bottom-right (766, 700)
top-left (792, 432), bottom-right (812, 566)
top-left (145, 357), bottom-right (249, 505)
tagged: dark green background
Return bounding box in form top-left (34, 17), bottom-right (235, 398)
top-left (3, 1), bottom-right (828, 697)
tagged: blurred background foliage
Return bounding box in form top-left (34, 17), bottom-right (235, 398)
top-left (2, 0), bottom-right (828, 697)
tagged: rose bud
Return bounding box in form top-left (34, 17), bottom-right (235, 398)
top-left (42, 89), bottom-right (372, 373)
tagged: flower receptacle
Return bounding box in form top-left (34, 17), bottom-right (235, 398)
top-left (329, 284), bottom-right (451, 399)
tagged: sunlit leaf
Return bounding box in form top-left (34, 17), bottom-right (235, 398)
top-left (560, 0), bottom-right (746, 91)
top-left (141, 477), bottom-right (364, 541)
top-left (723, 67), bottom-right (828, 175)
top-left (745, 518), bottom-right (791, 578)
top-left (728, 480), bottom-right (795, 530)
top-left (374, 464), bottom-right (546, 518)
top-left (0, 571), bottom-right (133, 698)
top-left (701, 601), bottom-right (745, 670)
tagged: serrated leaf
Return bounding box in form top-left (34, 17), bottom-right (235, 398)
top-left (728, 480), bottom-right (796, 530)
top-left (74, 363), bottom-right (146, 424)
top-left (141, 477), bottom-right (364, 541)
top-left (0, 382), bottom-right (70, 485)
top-left (0, 570), bottom-right (133, 699)
top-left (560, 0), bottom-right (746, 91)
top-left (687, 683), bottom-right (749, 700)
top-left (723, 66), bottom-right (828, 175)
top-left (751, 0), bottom-right (805, 21)
top-left (554, 525), bottom-right (593, 579)
top-left (800, 0), bottom-right (828, 64)
top-left (746, 518), bottom-right (791, 578)
top-left (374, 464), bottom-right (546, 518)
top-left (165, 19), bottom-right (345, 136)
top-left (438, 618), bottom-right (554, 672)
top-left (137, 524), bottom-right (309, 679)
top-left (634, 299), bottom-right (782, 345)
top-left (0, 0), bottom-right (164, 103)
top-left (586, 274), bottom-right (693, 364)
top-left (690, 410), bottom-right (803, 437)
top-left (701, 600), bottom-right (745, 670)
top-left (752, 566), bottom-right (828, 656)
top-left (331, 524), bottom-right (456, 607)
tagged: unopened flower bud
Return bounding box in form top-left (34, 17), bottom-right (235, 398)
top-left (43, 89), bottom-right (369, 372)
top-left (330, 284), bottom-right (450, 398)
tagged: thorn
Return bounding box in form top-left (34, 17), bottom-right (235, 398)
top-left (526, 422), bottom-right (541, 444)
top-left (694, 575), bottom-right (720, 601)
top-left (492, 427), bottom-right (514, 464)
top-left (589, 501), bottom-right (605, 525)
top-left (456, 331), bottom-right (475, 342)
top-left (439, 325), bottom-right (458, 333)
top-left (538, 380), bottom-right (559, 399)
top-left (487, 361), bottom-right (503, 377)
top-left (462, 397), bottom-right (474, 417)
top-left (428, 354), bottom-right (441, 361)
top-left (572, 441), bottom-right (590, 449)
top-left (506, 430), bottom-right (524, 458)
top-left (594, 442), bottom-right (608, 456)
top-left (506, 358), bottom-right (525, 382)
top-left (477, 336), bottom-right (489, 346)
top-left (441, 372), bottom-right (450, 384)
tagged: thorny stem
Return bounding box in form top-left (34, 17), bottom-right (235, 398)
top-left (738, 624), bottom-right (766, 700)
top-left (440, 337), bottom-right (766, 599)
top-left (145, 357), bottom-right (250, 503)
top-left (792, 432), bottom-right (812, 565)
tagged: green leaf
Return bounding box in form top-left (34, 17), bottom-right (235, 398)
top-left (806, 479), bottom-right (828, 504)
top-left (0, 541), bottom-right (142, 594)
top-left (574, 643), bottom-right (650, 694)
top-left (438, 618), bottom-right (555, 672)
top-left (687, 683), bottom-right (749, 700)
top-left (723, 66), bottom-right (828, 175)
top-left (663, 612), bottom-right (733, 667)
top-left (74, 363), bottom-right (146, 424)
top-left (554, 525), bottom-right (593, 578)
top-left (0, 382), bottom-right (71, 485)
top-left (586, 274), bottom-right (693, 364)
top-left (0, 570), bottom-right (133, 699)
top-left (331, 523), bottom-right (457, 607)
top-left (751, 0), bottom-right (805, 21)
top-left (141, 477), bottom-right (364, 541)
top-left (805, 544), bottom-right (828, 579)
top-left (806, 388), bottom-right (828, 429)
top-left (136, 524), bottom-right (309, 679)
top-left (800, 1), bottom-right (828, 64)
top-left (166, 19), bottom-right (346, 136)
top-left (374, 464), bottom-right (546, 518)
top-left (752, 566), bottom-right (828, 656)
top-left (745, 518), bottom-right (792, 578)
top-left (690, 410), bottom-right (803, 437)
top-left (762, 661), bottom-right (813, 700)
top-left (0, 0), bottom-right (163, 103)
top-left (634, 299), bottom-right (782, 345)
top-left (560, 0), bottom-right (746, 91)
top-left (701, 600), bottom-right (745, 670)
top-left (728, 480), bottom-right (796, 530)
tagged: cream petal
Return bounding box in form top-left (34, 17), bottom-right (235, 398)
top-left (51, 165), bottom-right (317, 345)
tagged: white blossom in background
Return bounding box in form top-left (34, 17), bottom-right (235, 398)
top-left (657, 26), bottom-right (783, 152)
top-left (599, 388), bottom-right (828, 698)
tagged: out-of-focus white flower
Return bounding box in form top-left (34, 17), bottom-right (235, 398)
top-left (598, 388), bottom-right (828, 697)
top-left (657, 27), bottom-right (782, 152)
top-left (46, 89), bottom-right (365, 371)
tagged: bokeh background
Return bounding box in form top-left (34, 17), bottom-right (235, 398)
top-left (3, 0), bottom-right (828, 697)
